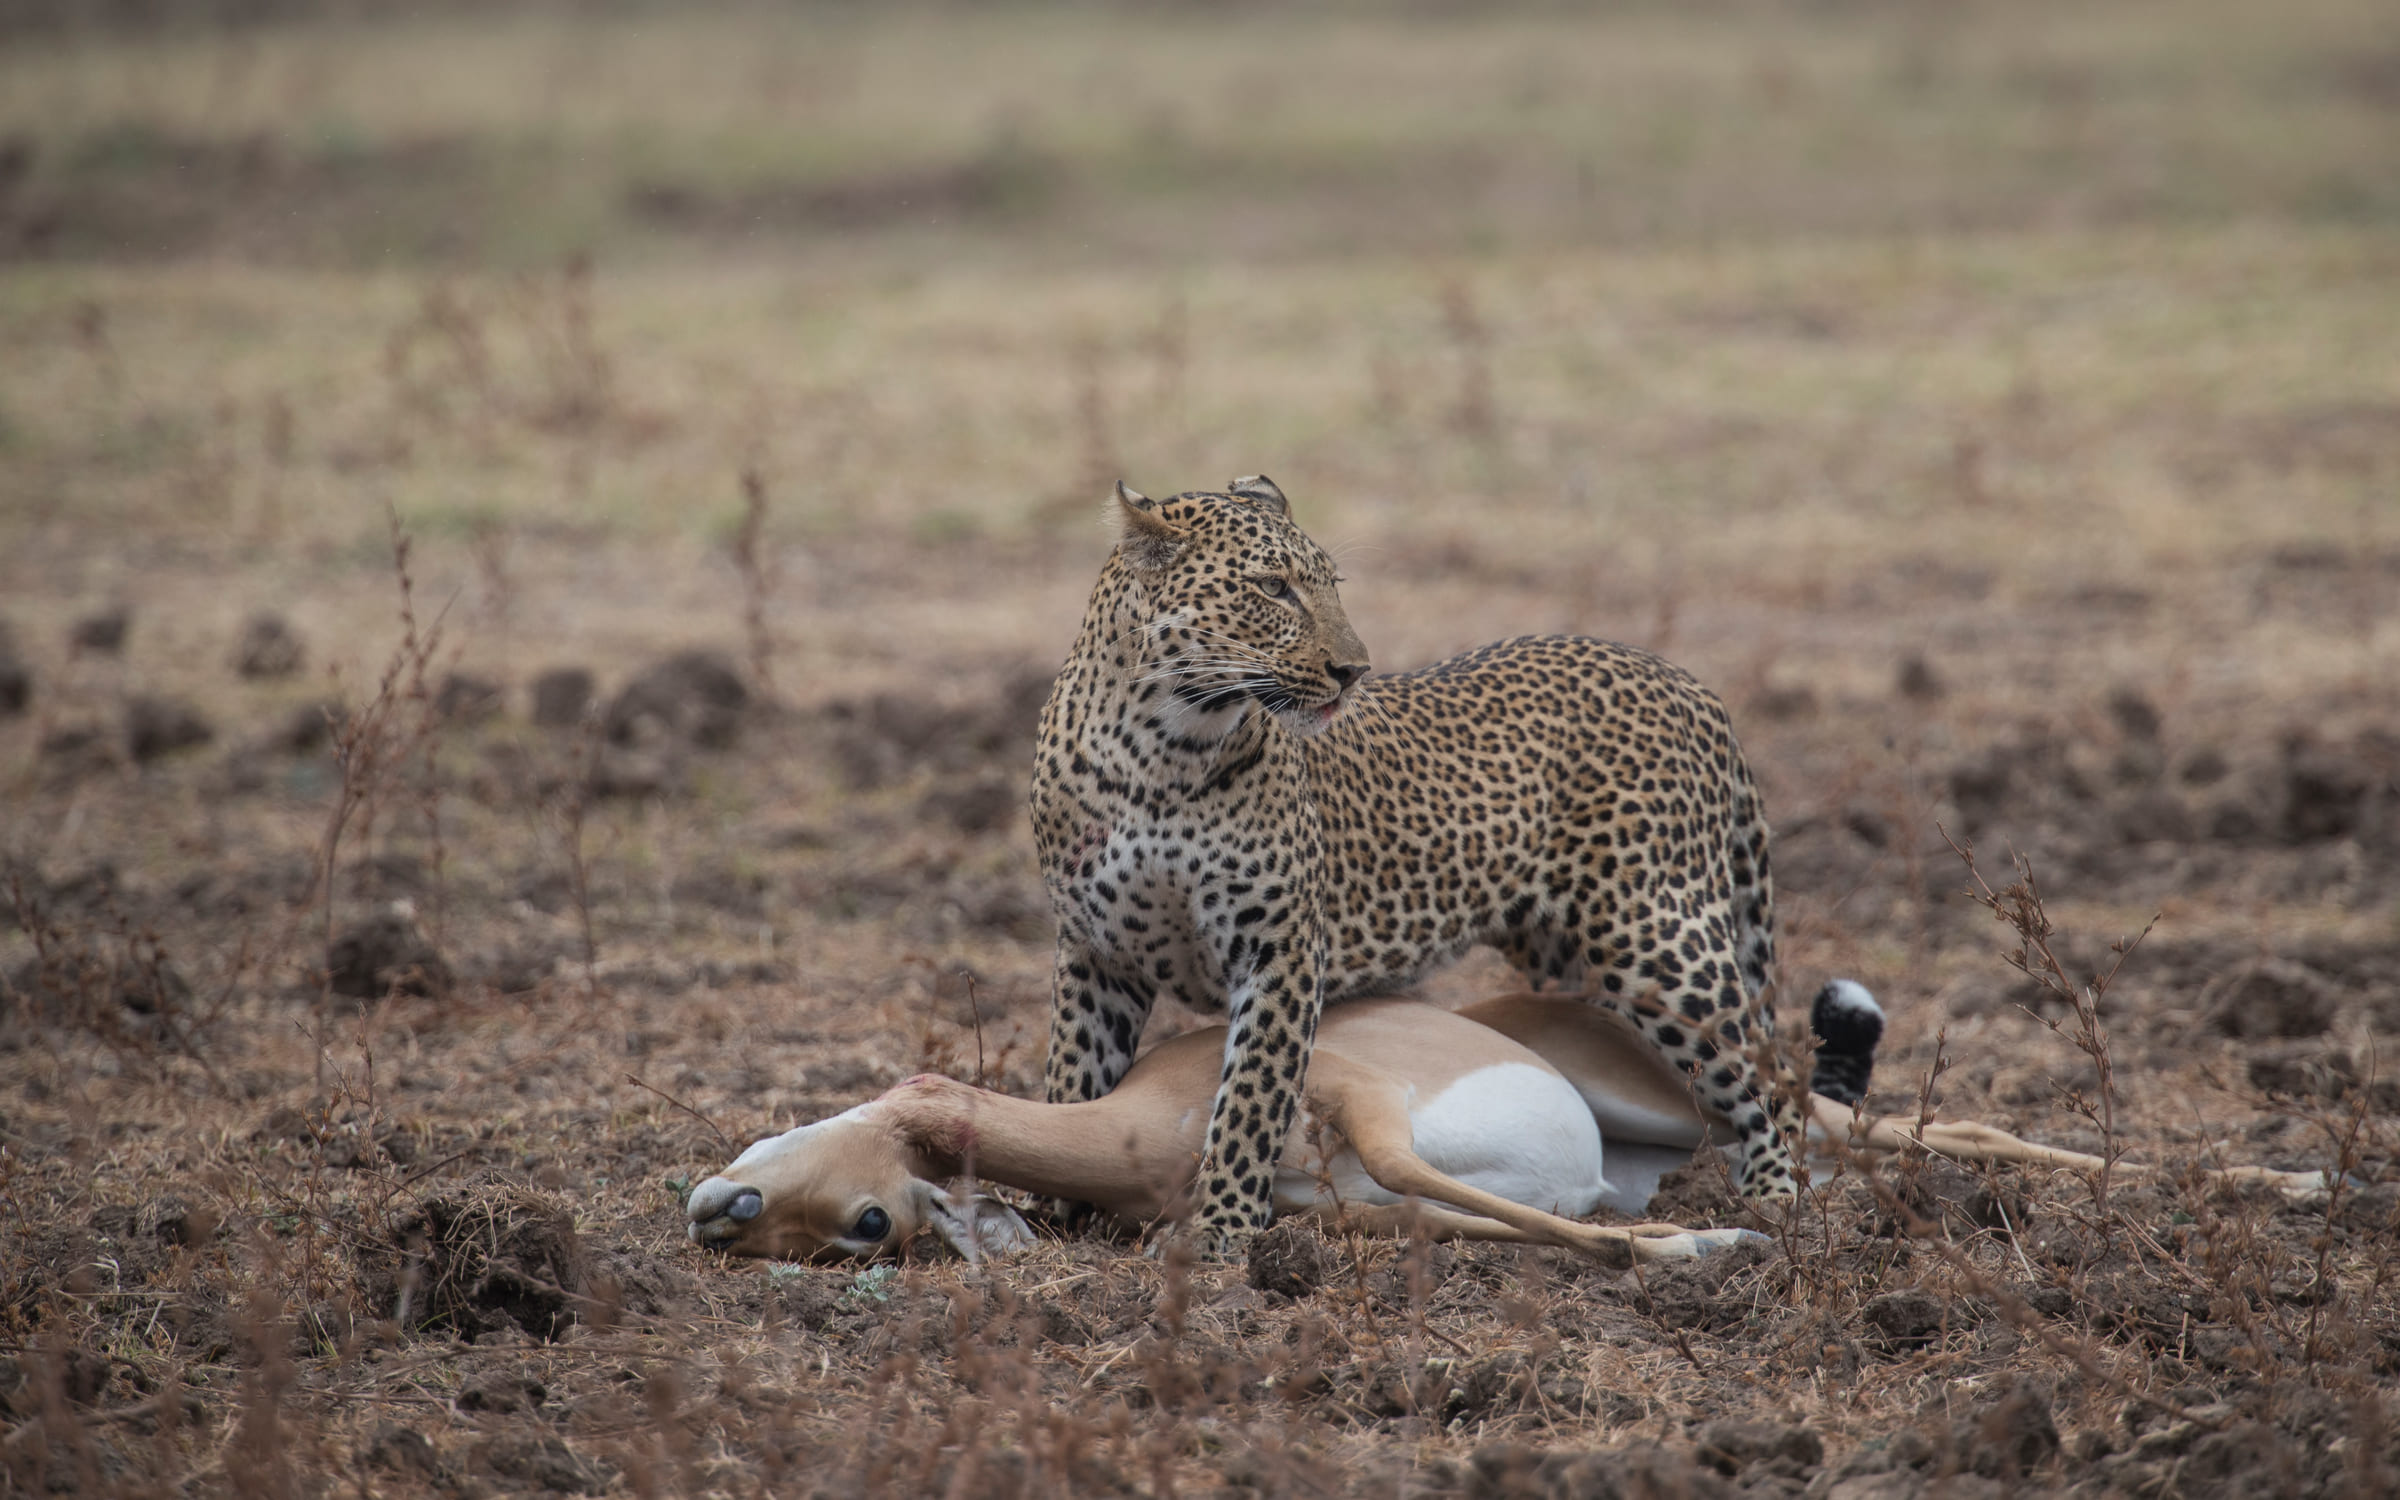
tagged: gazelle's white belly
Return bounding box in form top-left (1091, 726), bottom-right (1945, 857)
top-left (1277, 1061), bottom-right (1609, 1219)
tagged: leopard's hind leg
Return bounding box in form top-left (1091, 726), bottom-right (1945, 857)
top-left (1505, 896), bottom-right (1804, 1202)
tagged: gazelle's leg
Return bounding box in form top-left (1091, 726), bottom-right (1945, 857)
top-left (1326, 1202), bottom-right (1555, 1245)
top-left (1306, 1056), bottom-right (1763, 1265)
top-left (1812, 1098), bottom-right (2103, 1169)
top-left (1809, 1100), bottom-right (2340, 1201)
top-left (1327, 1203), bottom-right (1750, 1251)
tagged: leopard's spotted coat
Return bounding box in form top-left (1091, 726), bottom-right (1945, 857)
top-left (1032, 478), bottom-right (1801, 1252)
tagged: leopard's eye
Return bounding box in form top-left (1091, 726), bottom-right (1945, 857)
top-left (852, 1207), bottom-right (891, 1242)
top-left (1253, 576), bottom-right (1296, 603)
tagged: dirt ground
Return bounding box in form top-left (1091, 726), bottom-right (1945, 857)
top-left (5, 3), bottom-right (2399, 1496)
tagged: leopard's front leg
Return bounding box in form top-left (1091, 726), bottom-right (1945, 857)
top-left (1036, 939), bottom-right (1159, 1229)
top-left (1184, 914), bottom-right (1328, 1258)
top-left (1042, 937), bottom-right (1156, 1105)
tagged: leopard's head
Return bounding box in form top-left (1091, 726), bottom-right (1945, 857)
top-left (1107, 476), bottom-right (1370, 738)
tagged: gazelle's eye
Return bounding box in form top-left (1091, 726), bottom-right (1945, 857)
top-left (1254, 577), bottom-right (1295, 603)
top-left (852, 1206), bottom-right (891, 1241)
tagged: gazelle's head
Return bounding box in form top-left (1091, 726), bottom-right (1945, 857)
top-left (684, 1103), bottom-right (1032, 1262)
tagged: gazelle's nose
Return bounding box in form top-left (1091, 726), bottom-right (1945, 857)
top-left (685, 1177), bottom-right (764, 1245)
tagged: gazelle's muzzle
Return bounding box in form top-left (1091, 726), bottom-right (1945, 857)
top-left (685, 1176), bottom-right (764, 1248)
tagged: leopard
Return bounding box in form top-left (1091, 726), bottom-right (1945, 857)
top-left (1031, 476), bottom-right (1803, 1255)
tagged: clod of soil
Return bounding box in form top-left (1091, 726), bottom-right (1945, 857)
top-left (2113, 788), bottom-right (2193, 844)
top-left (2280, 740), bottom-right (2373, 842)
top-left (232, 611), bottom-right (304, 678)
top-left (372, 1176), bottom-right (591, 1343)
top-left (471, 1433), bottom-right (612, 1495)
top-left (1632, 1234), bottom-right (1771, 1334)
top-left (1748, 682), bottom-right (1819, 721)
top-left (670, 863), bottom-right (768, 918)
top-left (0, 642), bottom-right (28, 717)
top-left (150, 1197), bottom-right (221, 1248)
top-left (1462, 1441), bottom-right (1736, 1500)
top-left (2246, 1042), bottom-right (2366, 1101)
top-left (1945, 750), bottom-right (2013, 831)
top-left (326, 907), bottom-right (451, 998)
top-left (1693, 1419), bottom-right (1824, 1479)
top-left (921, 773), bottom-right (1017, 835)
top-left (270, 700), bottom-right (339, 753)
top-left (484, 942), bottom-right (566, 995)
top-left (1640, 1161), bottom-right (1741, 1228)
top-left (1895, 652), bottom-right (1945, 701)
top-left (435, 672), bottom-right (505, 725)
top-left (455, 1371), bottom-right (548, 1414)
top-left (2203, 958), bottom-right (2341, 1038)
top-left (123, 695), bottom-right (214, 762)
top-left (37, 722), bottom-right (117, 783)
top-left (3, 947), bottom-right (190, 1027)
top-left (827, 666), bottom-right (1051, 789)
top-left (604, 649), bottom-right (749, 750)
top-left (2108, 686), bottom-right (2163, 741)
top-left (587, 744), bottom-right (685, 800)
top-left (361, 1424), bottom-right (449, 1482)
top-left (1246, 1221), bottom-right (1326, 1299)
top-left (71, 605), bottom-right (129, 654)
top-left (1810, 1380), bottom-right (2063, 1493)
top-left (1861, 1288), bottom-right (1949, 1350)
top-left (530, 665), bottom-right (597, 727)
top-left (2179, 745), bottom-right (2232, 786)
top-left (1956, 1377), bottom-right (2062, 1480)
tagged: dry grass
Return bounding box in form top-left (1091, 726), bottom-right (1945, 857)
top-left (4, 2), bottom-right (2399, 1496)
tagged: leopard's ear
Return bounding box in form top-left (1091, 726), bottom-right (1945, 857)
top-left (1226, 475), bottom-right (1288, 516)
top-left (1112, 481), bottom-right (1186, 573)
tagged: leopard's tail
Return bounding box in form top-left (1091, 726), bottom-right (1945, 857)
top-left (1808, 979), bottom-right (1884, 1108)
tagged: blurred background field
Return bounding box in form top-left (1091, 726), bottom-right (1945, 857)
top-left (3, 3), bottom-right (2398, 1496)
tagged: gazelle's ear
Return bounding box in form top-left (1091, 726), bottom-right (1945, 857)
top-left (1225, 475), bottom-right (1288, 516)
top-left (915, 1183), bottom-right (1036, 1264)
top-left (1111, 481), bottom-right (1185, 573)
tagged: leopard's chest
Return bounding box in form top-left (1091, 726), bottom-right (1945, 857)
top-left (1047, 796), bottom-right (1322, 996)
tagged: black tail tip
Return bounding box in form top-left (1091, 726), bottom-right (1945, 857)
top-left (1809, 979), bottom-right (1883, 1107)
top-left (1810, 978), bottom-right (1884, 1053)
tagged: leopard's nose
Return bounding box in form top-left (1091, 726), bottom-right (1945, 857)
top-left (1329, 662), bottom-right (1367, 691)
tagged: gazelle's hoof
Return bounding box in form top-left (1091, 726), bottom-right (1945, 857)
top-left (2290, 1170), bottom-right (2371, 1203)
top-left (1643, 1227), bottom-right (1771, 1260)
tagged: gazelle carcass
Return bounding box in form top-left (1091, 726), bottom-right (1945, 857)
top-left (685, 982), bottom-right (2344, 1265)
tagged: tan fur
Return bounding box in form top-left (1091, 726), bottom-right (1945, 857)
top-left (684, 992), bottom-right (2340, 1263)
top-left (687, 999), bottom-right (1754, 1265)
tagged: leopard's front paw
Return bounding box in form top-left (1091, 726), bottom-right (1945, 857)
top-left (1733, 1142), bottom-right (1805, 1204)
top-left (1146, 1216), bottom-right (1259, 1264)
top-left (1184, 1221), bottom-right (1258, 1263)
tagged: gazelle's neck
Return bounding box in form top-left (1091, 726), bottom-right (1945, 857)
top-left (881, 1075), bottom-right (1188, 1217)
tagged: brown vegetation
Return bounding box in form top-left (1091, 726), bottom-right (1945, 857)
top-left (4, 1), bottom-right (2398, 1495)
